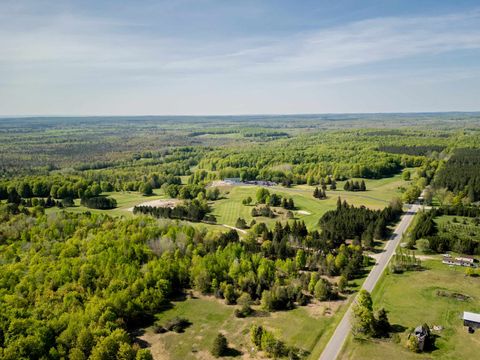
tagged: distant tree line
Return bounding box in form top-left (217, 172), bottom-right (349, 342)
top-left (378, 145), bottom-right (445, 156)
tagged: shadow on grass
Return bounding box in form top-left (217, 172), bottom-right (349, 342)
top-left (251, 310), bottom-right (271, 318)
top-left (224, 347), bottom-right (243, 357)
top-left (370, 240), bottom-right (387, 254)
top-left (423, 334), bottom-right (440, 353)
top-left (390, 324), bottom-right (407, 333)
top-left (134, 337), bottom-right (151, 349)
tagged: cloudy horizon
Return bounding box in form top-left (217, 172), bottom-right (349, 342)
top-left (1, 0), bottom-right (480, 115)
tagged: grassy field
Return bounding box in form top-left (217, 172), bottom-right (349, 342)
top-left (212, 174), bottom-right (408, 230)
top-left (45, 191), bottom-right (168, 217)
top-left (339, 259), bottom-right (480, 360)
top-left (44, 174), bottom-right (408, 232)
top-left (139, 295), bottom-right (351, 360)
top-left (138, 261), bottom-right (375, 360)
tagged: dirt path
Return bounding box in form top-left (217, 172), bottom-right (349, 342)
top-left (222, 224), bottom-right (247, 234)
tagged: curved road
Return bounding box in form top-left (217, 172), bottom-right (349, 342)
top-left (319, 204), bottom-right (421, 360)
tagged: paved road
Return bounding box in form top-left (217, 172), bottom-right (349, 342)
top-left (319, 204), bottom-right (420, 360)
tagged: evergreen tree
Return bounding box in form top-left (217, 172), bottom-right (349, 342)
top-left (360, 180), bottom-right (366, 191)
top-left (330, 180), bottom-right (337, 190)
top-left (375, 308), bottom-right (391, 337)
top-left (211, 333), bottom-right (228, 357)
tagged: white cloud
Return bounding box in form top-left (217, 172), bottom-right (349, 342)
top-left (2, 6), bottom-right (480, 75)
top-left (0, 2), bottom-right (479, 114)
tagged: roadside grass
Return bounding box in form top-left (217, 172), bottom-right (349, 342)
top-left (339, 259), bottom-right (480, 359)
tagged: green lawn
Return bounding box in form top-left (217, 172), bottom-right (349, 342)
top-left (140, 295), bottom-right (351, 360)
top-left (44, 174), bottom-right (407, 232)
top-left (339, 260), bottom-right (480, 360)
top-left (138, 260), bottom-right (377, 360)
top-left (46, 191), bottom-right (168, 217)
top-left (212, 174), bottom-right (407, 230)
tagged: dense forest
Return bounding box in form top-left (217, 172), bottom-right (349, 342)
top-left (1, 115), bottom-right (480, 359)
top-left (434, 148), bottom-right (480, 202)
top-left (0, 201), bottom-right (368, 359)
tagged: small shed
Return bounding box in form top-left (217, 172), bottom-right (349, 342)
top-left (464, 311), bottom-right (480, 333)
top-left (414, 325), bottom-right (428, 351)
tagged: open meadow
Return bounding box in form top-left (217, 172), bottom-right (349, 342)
top-left (139, 295), bottom-right (348, 360)
top-left (339, 259), bottom-right (480, 360)
top-left (211, 174), bottom-right (408, 230)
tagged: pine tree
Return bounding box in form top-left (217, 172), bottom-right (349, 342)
top-left (354, 181), bottom-right (360, 191)
top-left (330, 180), bottom-right (337, 190)
top-left (375, 308), bottom-right (391, 337)
top-left (360, 180), bottom-right (366, 191)
top-left (211, 333), bottom-right (228, 357)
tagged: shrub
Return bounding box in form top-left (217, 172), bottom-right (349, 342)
top-left (161, 317), bottom-right (191, 333)
top-left (81, 196), bottom-right (117, 209)
top-left (416, 238), bottom-right (431, 253)
top-left (235, 217), bottom-right (248, 229)
top-left (314, 279), bottom-right (333, 301)
top-left (211, 333), bottom-right (228, 357)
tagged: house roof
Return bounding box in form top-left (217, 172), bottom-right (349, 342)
top-left (464, 311), bottom-right (480, 323)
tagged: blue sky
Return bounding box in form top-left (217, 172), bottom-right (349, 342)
top-left (1, 0), bottom-right (480, 115)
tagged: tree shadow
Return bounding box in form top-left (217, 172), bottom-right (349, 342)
top-left (423, 334), bottom-right (440, 353)
top-left (390, 324), bottom-right (407, 333)
top-left (251, 310), bottom-right (271, 318)
top-left (134, 337), bottom-right (151, 349)
top-left (224, 347), bottom-right (243, 357)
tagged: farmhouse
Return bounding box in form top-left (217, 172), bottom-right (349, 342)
top-left (463, 311), bottom-right (480, 333)
top-left (224, 178), bottom-right (241, 184)
top-left (442, 254), bottom-right (477, 268)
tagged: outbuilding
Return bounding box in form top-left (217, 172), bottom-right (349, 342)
top-left (463, 311), bottom-right (480, 333)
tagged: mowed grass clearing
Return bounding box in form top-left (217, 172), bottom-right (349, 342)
top-left (212, 174), bottom-right (407, 230)
top-left (46, 191), bottom-right (168, 217)
top-left (140, 295), bottom-right (351, 360)
top-left (339, 259), bottom-right (480, 360)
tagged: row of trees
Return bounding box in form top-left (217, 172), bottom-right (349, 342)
top-left (313, 187), bottom-right (327, 199)
top-left (133, 199), bottom-right (213, 222)
top-left (343, 180), bottom-right (366, 192)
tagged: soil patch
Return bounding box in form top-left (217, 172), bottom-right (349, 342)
top-left (127, 199), bottom-right (181, 212)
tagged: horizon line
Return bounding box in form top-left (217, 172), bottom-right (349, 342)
top-left (1, 110), bottom-right (480, 119)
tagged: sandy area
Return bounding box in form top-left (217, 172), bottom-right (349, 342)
top-left (208, 180), bottom-right (233, 187)
top-left (297, 210), bottom-right (311, 215)
top-left (128, 199), bottom-right (180, 212)
top-left (137, 331), bottom-right (170, 360)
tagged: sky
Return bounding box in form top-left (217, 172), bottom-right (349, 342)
top-left (1, 0), bottom-right (480, 115)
